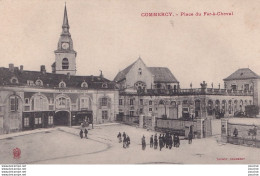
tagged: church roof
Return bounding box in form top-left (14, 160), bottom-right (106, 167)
top-left (223, 68), bottom-right (260, 81)
top-left (148, 67), bottom-right (179, 83)
top-left (0, 66), bottom-right (115, 89)
top-left (113, 59), bottom-right (179, 83)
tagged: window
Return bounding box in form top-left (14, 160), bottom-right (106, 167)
top-left (140, 99), bottom-right (143, 105)
top-left (101, 98), bottom-right (108, 106)
top-left (35, 79), bottom-right (43, 86)
top-left (62, 58), bottom-right (69, 69)
top-left (59, 81), bottom-right (66, 88)
top-left (140, 108), bottom-right (143, 114)
top-left (80, 97), bottom-right (89, 109)
top-left (49, 98), bottom-right (54, 104)
top-left (48, 116), bottom-right (53, 125)
top-left (102, 111), bottom-right (108, 120)
top-left (231, 85), bottom-right (237, 91)
top-left (102, 83), bottom-right (108, 88)
top-left (24, 117), bottom-right (29, 127)
top-left (35, 117), bottom-right (42, 125)
top-left (130, 111), bottom-right (134, 117)
top-left (149, 100), bottom-right (152, 105)
top-left (119, 99), bottom-right (123, 106)
top-left (138, 68), bottom-right (142, 75)
top-left (81, 82), bottom-right (88, 88)
top-left (10, 96), bottom-right (18, 112)
top-left (27, 80), bottom-right (35, 86)
top-left (56, 97), bottom-right (70, 109)
top-left (149, 108), bottom-right (153, 112)
top-left (244, 84), bottom-right (249, 91)
top-left (130, 99), bottom-right (134, 105)
top-left (25, 98), bottom-right (29, 104)
top-left (32, 95), bottom-right (48, 111)
top-left (10, 77), bottom-right (18, 84)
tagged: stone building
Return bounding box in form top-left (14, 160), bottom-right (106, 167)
top-left (0, 5), bottom-right (119, 134)
top-left (223, 68), bottom-right (260, 106)
top-left (115, 59), bottom-right (254, 120)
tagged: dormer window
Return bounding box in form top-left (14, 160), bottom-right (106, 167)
top-left (102, 83), bottom-right (108, 88)
top-left (62, 58), bottom-right (69, 69)
top-left (35, 79), bottom-right (43, 86)
top-left (10, 76), bottom-right (18, 84)
top-left (138, 68), bottom-right (142, 75)
top-left (59, 81), bottom-right (66, 88)
top-left (81, 81), bottom-right (88, 88)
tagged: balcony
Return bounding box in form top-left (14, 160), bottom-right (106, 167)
top-left (119, 88), bottom-right (253, 96)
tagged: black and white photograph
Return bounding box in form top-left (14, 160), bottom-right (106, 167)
top-left (0, 0), bottom-right (259, 175)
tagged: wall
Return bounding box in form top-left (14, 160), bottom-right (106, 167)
top-left (125, 59), bottom-right (154, 89)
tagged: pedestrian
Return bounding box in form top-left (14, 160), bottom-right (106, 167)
top-left (123, 135), bottom-right (127, 148)
top-left (150, 135), bottom-right (154, 148)
top-left (188, 132), bottom-right (193, 144)
top-left (123, 132), bottom-right (126, 139)
top-left (176, 134), bottom-right (180, 147)
top-left (162, 134), bottom-right (165, 147)
top-left (173, 134), bottom-right (177, 147)
top-left (79, 129), bottom-right (83, 139)
top-left (165, 133), bottom-right (169, 148)
top-left (159, 134), bottom-right (163, 151)
top-left (142, 135), bottom-right (146, 150)
top-left (233, 128), bottom-right (238, 137)
top-left (169, 134), bottom-right (173, 149)
top-left (84, 128), bottom-right (88, 139)
top-left (126, 135), bottom-right (130, 148)
top-left (154, 134), bottom-right (158, 150)
top-left (117, 132), bottom-right (122, 143)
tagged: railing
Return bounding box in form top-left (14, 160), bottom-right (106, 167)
top-left (227, 136), bottom-right (260, 148)
top-left (119, 88), bottom-right (253, 96)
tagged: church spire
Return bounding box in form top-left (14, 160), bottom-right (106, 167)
top-left (62, 4), bottom-right (70, 35)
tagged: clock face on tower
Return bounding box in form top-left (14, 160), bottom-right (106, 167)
top-left (62, 42), bottom-right (69, 50)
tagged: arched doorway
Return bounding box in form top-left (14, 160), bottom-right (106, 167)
top-left (54, 111), bottom-right (70, 126)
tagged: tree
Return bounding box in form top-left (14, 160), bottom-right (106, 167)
top-left (245, 105), bottom-right (259, 117)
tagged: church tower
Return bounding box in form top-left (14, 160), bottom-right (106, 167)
top-left (52, 4), bottom-right (77, 75)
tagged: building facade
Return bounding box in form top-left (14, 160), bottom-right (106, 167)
top-left (0, 5), bottom-right (119, 134)
top-left (115, 59), bottom-right (254, 120)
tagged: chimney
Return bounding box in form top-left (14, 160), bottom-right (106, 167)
top-left (9, 63), bottom-right (14, 72)
top-left (20, 65), bottom-right (24, 72)
top-left (40, 65), bottom-right (46, 74)
top-left (67, 72), bottom-right (71, 80)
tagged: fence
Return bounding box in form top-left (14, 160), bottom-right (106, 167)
top-left (155, 118), bottom-right (207, 138)
top-left (222, 119), bottom-right (260, 148)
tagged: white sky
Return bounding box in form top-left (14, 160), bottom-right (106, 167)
top-left (0, 0), bottom-right (259, 88)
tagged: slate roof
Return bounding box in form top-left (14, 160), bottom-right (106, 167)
top-left (148, 67), bottom-right (179, 83)
top-left (223, 68), bottom-right (260, 81)
top-left (0, 67), bottom-right (115, 89)
top-left (114, 60), bottom-right (179, 83)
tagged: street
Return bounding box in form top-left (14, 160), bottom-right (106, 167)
top-left (0, 124), bottom-right (259, 164)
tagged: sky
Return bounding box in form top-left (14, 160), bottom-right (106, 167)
top-left (0, 0), bottom-right (259, 88)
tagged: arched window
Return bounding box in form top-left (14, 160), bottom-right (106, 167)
top-left (62, 58), bottom-right (69, 69)
top-left (59, 81), bottom-right (66, 88)
top-left (10, 76), bottom-right (18, 84)
top-left (102, 83), bottom-right (108, 88)
top-left (81, 81), bottom-right (88, 88)
top-left (31, 95), bottom-right (48, 111)
top-left (35, 79), bottom-right (43, 86)
top-left (138, 68), bottom-right (142, 75)
top-left (134, 81), bottom-right (146, 90)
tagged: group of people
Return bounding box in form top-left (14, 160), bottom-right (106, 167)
top-left (79, 120), bottom-right (89, 139)
top-left (117, 132), bottom-right (130, 148)
top-left (142, 133), bottom-right (182, 151)
top-left (79, 128), bottom-right (88, 139)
